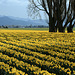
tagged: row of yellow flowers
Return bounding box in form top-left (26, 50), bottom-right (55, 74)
top-left (0, 52), bottom-right (55, 75)
top-left (0, 46), bottom-right (74, 75)
top-left (0, 42), bottom-right (75, 73)
top-left (0, 39), bottom-right (75, 63)
top-left (0, 31), bottom-right (75, 40)
top-left (0, 30), bottom-right (75, 75)
top-left (0, 38), bottom-right (75, 55)
top-left (0, 62), bottom-right (27, 75)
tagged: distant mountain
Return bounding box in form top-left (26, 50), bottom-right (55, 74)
top-left (0, 16), bottom-right (48, 26)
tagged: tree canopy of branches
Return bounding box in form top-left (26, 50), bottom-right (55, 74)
top-left (28, 0), bottom-right (75, 32)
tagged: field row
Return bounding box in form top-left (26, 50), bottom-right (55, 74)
top-left (0, 31), bottom-right (75, 75)
top-left (0, 42), bottom-right (75, 68)
top-left (0, 52), bottom-right (56, 75)
top-left (0, 62), bottom-right (27, 75)
top-left (0, 40), bottom-right (75, 63)
top-left (0, 45), bottom-right (75, 75)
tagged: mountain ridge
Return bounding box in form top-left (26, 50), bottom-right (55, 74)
top-left (0, 16), bottom-right (48, 26)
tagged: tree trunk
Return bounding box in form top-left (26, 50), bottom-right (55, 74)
top-left (57, 22), bottom-right (65, 32)
top-left (67, 26), bottom-right (73, 33)
top-left (58, 27), bottom-right (65, 32)
top-left (55, 26), bottom-right (57, 32)
top-left (67, 17), bottom-right (74, 33)
top-left (49, 23), bottom-right (56, 32)
top-left (49, 15), bottom-right (56, 32)
top-left (49, 19), bottom-right (56, 32)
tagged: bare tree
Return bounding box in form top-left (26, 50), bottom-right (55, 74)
top-left (28, 0), bottom-right (74, 32)
top-left (67, 0), bottom-right (75, 33)
top-left (28, 0), bottom-right (57, 32)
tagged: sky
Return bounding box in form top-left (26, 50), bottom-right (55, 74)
top-left (0, 0), bottom-right (69, 20)
top-left (0, 0), bottom-right (30, 19)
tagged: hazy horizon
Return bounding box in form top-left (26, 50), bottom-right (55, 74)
top-left (0, 0), bottom-right (31, 19)
top-left (0, 0), bottom-right (45, 20)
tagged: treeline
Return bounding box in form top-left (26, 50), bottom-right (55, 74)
top-left (0, 25), bottom-right (8, 28)
top-left (0, 25), bottom-right (49, 28)
top-left (28, 0), bottom-right (75, 32)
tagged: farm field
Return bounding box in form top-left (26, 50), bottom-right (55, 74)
top-left (0, 30), bottom-right (75, 75)
top-left (0, 27), bottom-right (75, 31)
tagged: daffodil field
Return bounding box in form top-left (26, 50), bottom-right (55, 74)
top-left (0, 30), bottom-right (75, 75)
